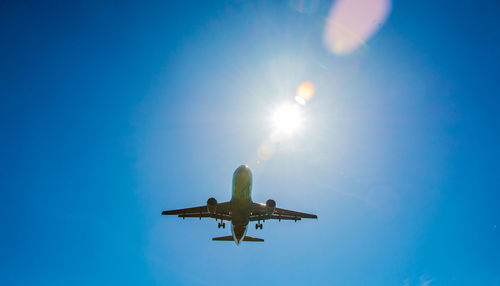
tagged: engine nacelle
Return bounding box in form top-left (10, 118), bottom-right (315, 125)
top-left (266, 199), bottom-right (276, 215)
top-left (207, 197), bottom-right (217, 214)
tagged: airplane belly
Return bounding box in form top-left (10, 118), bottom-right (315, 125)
top-left (230, 197), bottom-right (250, 244)
top-left (231, 223), bottom-right (248, 244)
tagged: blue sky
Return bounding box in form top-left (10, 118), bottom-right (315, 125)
top-left (1, 0), bottom-right (499, 285)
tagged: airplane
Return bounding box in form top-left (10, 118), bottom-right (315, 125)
top-left (161, 165), bottom-right (317, 245)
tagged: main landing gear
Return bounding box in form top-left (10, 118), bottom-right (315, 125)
top-left (218, 222), bottom-right (226, 229)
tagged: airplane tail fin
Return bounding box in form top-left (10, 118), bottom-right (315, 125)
top-left (212, 236), bottom-right (264, 242)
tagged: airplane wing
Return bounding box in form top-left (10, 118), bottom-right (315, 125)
top-left (162, 201), bottom-right (232, 221)
top-left (274, 207), bottom-right (318, 219)
top-left (249, 202), bottom-right (317, 221)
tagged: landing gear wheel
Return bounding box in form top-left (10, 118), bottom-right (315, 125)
top-left (222, 222), bottom-right (226, 229)
top-left (218, 222), bottom-right (221, 229)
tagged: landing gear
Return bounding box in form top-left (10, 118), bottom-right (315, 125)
top-left (255, 223), bottom-right (263, 229)
top-left (218, 222), bottom-right (226, 229)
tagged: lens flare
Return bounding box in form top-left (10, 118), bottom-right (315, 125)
top-left (257, 140), bottom-right (274, 160)
top-left (295, 81), bottom-right (315, 105)
top-left (323, 0), bottom-right (391, 54)
top-left (272, 104), bottom-right (303, 135)
top-left (295, 96), bottom-right (306, 105)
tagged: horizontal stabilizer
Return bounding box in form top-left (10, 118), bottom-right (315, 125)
top-left (242, 236), bottom-right (264, 242)
top-left (212, 236), bottom-right (264, 242)
top-left (212, 236), bottom-right (234, 241)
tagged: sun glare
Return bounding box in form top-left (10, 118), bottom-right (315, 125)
top-left (272, 104), bottom-right (303, 135)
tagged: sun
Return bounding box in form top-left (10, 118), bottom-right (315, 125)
top-left (271, 103), bottom-right (303, 135)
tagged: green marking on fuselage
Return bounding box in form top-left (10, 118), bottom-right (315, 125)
top-left (231, 165), bottom-right (252, 201)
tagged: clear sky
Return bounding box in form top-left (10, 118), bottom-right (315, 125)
top-left (1, 0), bottom-right (499, 285)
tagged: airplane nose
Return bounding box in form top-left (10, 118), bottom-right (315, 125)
top-left (235, 165), bottom-right (251, 175)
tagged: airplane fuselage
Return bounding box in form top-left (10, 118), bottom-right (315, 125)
top-left (230, 165), bottom-right (253, 244)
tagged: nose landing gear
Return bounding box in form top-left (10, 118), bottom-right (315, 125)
top-left (218, 222), bottom-right (226, 229)
top-left (255, 222), bottom-right (263, 229)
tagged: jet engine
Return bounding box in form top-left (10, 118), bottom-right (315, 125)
top-left (266, 199), bottom-right (276, 215)
top-left (207, 197), bottom-right (217, 214)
